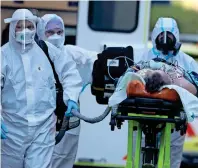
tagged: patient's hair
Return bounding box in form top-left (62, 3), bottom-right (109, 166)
top-left (145, 71), bottom-right (172, 93)
top-left (137, 67), bottom-right (197, 95)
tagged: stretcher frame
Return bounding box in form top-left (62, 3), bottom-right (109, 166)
top-left (110, 97), bottom-right (187, 168)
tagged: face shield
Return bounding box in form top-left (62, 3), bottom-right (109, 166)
top-left (4, 9), bottom-right (37, 49)
top-left (15, 20), bottom-right (36, 44)
top-left (155, 31), bottom-right (181, 56)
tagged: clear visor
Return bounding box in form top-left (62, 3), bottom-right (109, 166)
top-left (15, 20), bottom-right (35, 32)
top-left (158, 31), bottom-right (175, 44)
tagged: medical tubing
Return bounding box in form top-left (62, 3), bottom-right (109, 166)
top-left (71, 106), bottom-right (111, 124)
top-left (60, 115), bottom-right (70, 131)
top-left (55, 106), bottom-right (111, 145)
top-left (55, 115), bottom-right (70, 145)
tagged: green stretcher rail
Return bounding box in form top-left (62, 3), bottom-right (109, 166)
top-left (110, 97), bottom-right (187, 168)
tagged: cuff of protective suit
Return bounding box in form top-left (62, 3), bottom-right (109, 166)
top-left (64, 94), bottom-right (79, 106)
top-left (68, 97), bottom-right (78, 104)
top-left (63, 95), bottom-right (69, 106)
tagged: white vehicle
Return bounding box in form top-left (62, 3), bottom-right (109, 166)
top-left (76, 1), bottom-right (198, 168)
top-left (1, 1), bottom-right (197, 167)
top-left (76, 1), bottom-right (151, 167)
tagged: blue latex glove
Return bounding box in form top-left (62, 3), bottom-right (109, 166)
top-left (65, 100), bottom-right (79, 117)
top-left (1, 120), bottom-right (8, 139)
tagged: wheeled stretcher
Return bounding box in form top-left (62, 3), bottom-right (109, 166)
top-left (109, 80), bottom-right (187, 168)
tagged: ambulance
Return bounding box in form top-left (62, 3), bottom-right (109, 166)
top-left (1, 1), bottom-right (198, 167)
top-left (76, 1), bottom-right (198, 167)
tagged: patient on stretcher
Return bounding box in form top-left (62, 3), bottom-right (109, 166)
top-left (141, 69), bottom-right (197, 95)
top-left (109, 60), bottom-right (198, 122)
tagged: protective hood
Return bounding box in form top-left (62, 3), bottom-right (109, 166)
top-left (37, 14), bottom-right (65, 49)
top-left (151, 17), bottom-right (180, 53)
top-left (4, 9), bottom-right (37, 53)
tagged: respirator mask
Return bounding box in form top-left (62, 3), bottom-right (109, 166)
top-left (155, 31), bottom-right (181, 56)
top-left (47, 34), bottom-right (63, 48)
top-left (15, 28), bottom-right (35, 44)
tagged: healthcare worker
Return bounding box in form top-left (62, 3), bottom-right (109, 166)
top-left (142, 17), bottom-right (198, 168)
top-left (36, 14), bottom-right (98, 168)
top-left (1, 9), bottom-right (82, 168)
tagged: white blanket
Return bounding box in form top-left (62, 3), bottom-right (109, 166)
top-left (108, 72), bottom-right (198, 122)
top-left (108, 72), bottom-right (145, 107)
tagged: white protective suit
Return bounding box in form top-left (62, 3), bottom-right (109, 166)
top-left (141, 17), bottom-right (198, 168)
top-left (37, 14), bottom-right (98, 168)
top-left (1, 9), bottom-right (82, 168)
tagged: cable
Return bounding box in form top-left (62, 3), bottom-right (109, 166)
top-left (107, 56), bottom-right (135, 81)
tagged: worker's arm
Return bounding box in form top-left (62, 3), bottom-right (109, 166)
top-left (173, 76), bottom-right (197, 95)
top-left (46, 41), bottom-right (83, 104)
top-left (65, 45), bottom-right (98, 66)
top-left (65, 45), bottom-right (98, 85)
